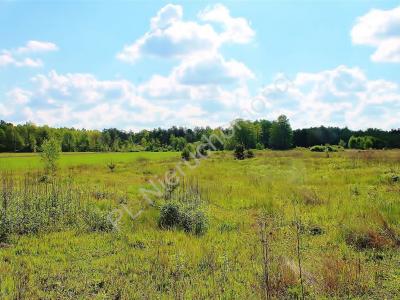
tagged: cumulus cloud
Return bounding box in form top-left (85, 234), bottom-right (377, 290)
top-left (117, 3), bottom-right (254, 63)
top-left (174, 53), bottom-right (254, 85)
top-left (0, 40), bottom-right (58, 68)
top-left (249, 65), bottom-right (400, 129)
top-left (198, 3), bottom-right (255, 44)
top-left (351, 6), bottom-right (400, 62)
top-left (2, 65), bottom-right (400, 130)
top-left (2, 70), bottom-right (230, 129)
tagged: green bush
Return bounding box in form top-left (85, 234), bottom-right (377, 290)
top-left (158, 201), bottom-right (208, 236)
top-left (158, 202), bottom-right (181, 229)
top-left (310, 145), bottom-right (338, 152)
top-left (310, 145), bottom-right (326, 152)
top-left (245, 149), bottom-right (255, 158)
top-left (0, 215), bottom-right (10, 243)
top-left (83, 207), bottom-right (114, 232)
top-left (234, 144), bottom-right (245, 160)
top-left (181, 145), bottom-right (194, 161)
top-left (180, 208), bottom-right (208, 235)
top-left (196, 146), bottom-right (208, 158)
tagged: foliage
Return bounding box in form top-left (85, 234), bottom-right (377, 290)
top-left (1, 120), bottom-right (400, 153)
top-left (233, 144), bottom-right (245, 160)
top-left (158, 201), bottom-right (208, 236)
top-left (310, 145), bottom-right (326, 152)
top-left (269, 115), bottom-right (293, 150)
top-left (40, 138), bottom-right (61, 175)
top-left (232, 119), bottom-right (257, 149)
top-left (0, 174), bottom-right (114, 238)
top-left (338, 139), bottom-right (347, 148)
top-left (310, 145), bottom-right (338, 152)
top-left (245, 149), bottom-right (255, 158)
top-left (107, 161), bottom-right (116, 172)
top-left (181, 144), bottom-right (193, 161)
top-left (348, 135), bottom-right (377, 150)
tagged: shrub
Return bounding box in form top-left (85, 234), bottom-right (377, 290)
top-left (310, 145), bottom-right (326, 152)
top-left (325, 145), bottom-right (337, 152)
top-left (179, 207), bottom-right (207, 235)
top-left (158, 202), bottom-right (181, 229)
top-left (310, 145), bottom-right (338, 152)
top-left (0, 173), bottom-right (115, 238)
top-left (40, 138), bottom-right (61, 175)
top-left (256, 143), bottom-right (264, 150)
top-left (338, 139), bottom-right (347, 148)
top-left (245, 149), bottom-right (255, 158)
top-left (0, 215), bottom-right (10, 243)
top-left (107, 161), bottom-right (116, 172)
top-left (233, 144), bottom-right (245, 160)
top-left (181, 145), bottom-right (193, 161)
top-left (83, 207), bottom-right (114, 232)
top-left (195, 145), bottom-right (208, 158)
top-left (344, 228), bottom-right (392, 250)
top-left (158, 201), bottom-right (208, 236)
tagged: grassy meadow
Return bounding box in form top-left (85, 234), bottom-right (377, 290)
top-left (1, 149), bottom-right (400, 299)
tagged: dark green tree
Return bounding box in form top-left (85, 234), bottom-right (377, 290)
top-left (269, 115), bottom-right (293, 150)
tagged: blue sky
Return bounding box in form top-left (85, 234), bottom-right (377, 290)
top-left (1, 0), bottom-right (399, 130)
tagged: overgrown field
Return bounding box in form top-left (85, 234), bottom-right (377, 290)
top-left (0, 150), bottom-right (399, 299)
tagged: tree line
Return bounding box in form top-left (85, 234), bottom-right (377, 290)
top-left (0, 116), bottom-right (399, 153)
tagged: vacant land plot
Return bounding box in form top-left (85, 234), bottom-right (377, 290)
top-left (1, 150), bottom-right (399, 299)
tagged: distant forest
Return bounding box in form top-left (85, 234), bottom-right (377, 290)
top-left (1, 116), bottom-right (400, 153)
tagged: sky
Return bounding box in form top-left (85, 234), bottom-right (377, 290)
top-left (0, 0), bottom-right (400, 131)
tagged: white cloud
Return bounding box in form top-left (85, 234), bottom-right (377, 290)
top-left (150, 4), bottom-right (183, 30)
top-left (0, 40), bottom-right (58, 68)
top-left (7, 88), bottom-right (31, 105)
top-left (250, 65), bottom-right (400, 129)
top-left (2, 65), bottom-right (400, 130)
top-left (198, 3), bottom-right (255, 44)
top-left (117, 3), bottom-right (254, 63)
top-left (0, 52), bottom-right (15, 66)
top-left (174, 53), bottom-right (254, 85)
top-left (16, 40), bottom-right (59, 54)
top-left (351, 6), bottom-right (400, 62)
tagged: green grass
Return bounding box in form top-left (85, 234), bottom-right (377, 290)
top-left (0, 151), bottom-right (179, 170)
top-left (1, 149), bottom-right (400, 299)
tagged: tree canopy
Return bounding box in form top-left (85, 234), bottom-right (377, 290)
top-left (0, 118), bottom-right (399, 153)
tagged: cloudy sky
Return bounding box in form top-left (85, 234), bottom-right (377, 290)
top-left (1, 1), bottom-right (399, 130)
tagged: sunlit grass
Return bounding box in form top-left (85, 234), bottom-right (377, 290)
top-left (0, 149), bottom-right (399, 298)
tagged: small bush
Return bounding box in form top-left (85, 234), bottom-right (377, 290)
top-left (158, 201), bottom-right (208, 236)
top-left (344, 228), bottom-right (392, 250)
top-left (158, 202), bottom-right (181, 229)
top-left (0, 216), bottom-right (10, 243)
top-left (181, 145), bottom-right (193, 161)
top-left (310, 145), bottom-right (326, 152)
top-left (256, 143), bottom-right (264, 150)
top-left (325, 145), bottom-right (338, 152)
top-left (40, 138), bottom-right (61, 175)
top-left (180, 208), bottom-right (208, 235)
top-left (107, 161), bottom-right (116, 172)
top-left (245, 149), bottom-right (255, 158)
top-left (196, 146), bottom-right (208, 158)
top-left (233, 144), bottom-right (245, 160)
top-left (83, 207), bottom-right (114, 232)
top-left (310, 145), bottom-right (338, 153)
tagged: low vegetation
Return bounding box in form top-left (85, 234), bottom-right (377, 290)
top-left (0, 149), bottom-right (399, 298)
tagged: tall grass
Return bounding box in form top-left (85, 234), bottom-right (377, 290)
top-left (0, 172), bottom-right (113, 243)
